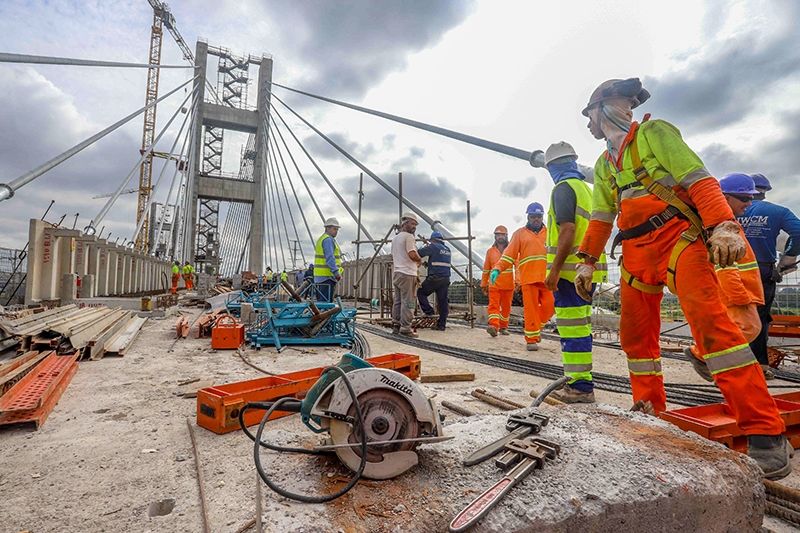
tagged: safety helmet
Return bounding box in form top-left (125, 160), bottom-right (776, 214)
top-left (430, 231), bottom-right (444, 240)
top-left (324, 217), bottom-right (341, 228)
top-left (544, 141), bottom-right (578, 166)
top-left (750, 173), bottom-right (772, 191)
top-left (401, 211), bottom-right (418, 223)
top-left (582, 78), bottom-right (651, 117)
top-left (526, 202), bottom-right (545, 215)
top-left (719, 173), bottom-right (758, 195)
top-left (493, 225), bottom-right (508, 234)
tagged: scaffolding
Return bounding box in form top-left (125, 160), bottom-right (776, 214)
top-left (0, 247), bottom-right (27, 307)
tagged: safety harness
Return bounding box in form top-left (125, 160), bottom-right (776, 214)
top-left (610, 123), bottom-right (706, 294)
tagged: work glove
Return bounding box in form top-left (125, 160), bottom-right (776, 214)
top-left (489, 269), bottom-right (500, 285)
top-left (779, 254), bottom-right (798, 275)
top-left (574, 263), bottom-right (596, 302)
top-left (706, 221), bottom-right (746, 268)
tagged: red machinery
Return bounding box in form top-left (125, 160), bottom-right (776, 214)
top-left (211, 314), bottom-right (244, 350)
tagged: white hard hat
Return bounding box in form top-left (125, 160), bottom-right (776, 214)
top-left (401, 211), bottom-right (418, 223)
top-left (544, 141), bottom-right (578, 166)
top-left (324, 217), bottom-right (341, 228)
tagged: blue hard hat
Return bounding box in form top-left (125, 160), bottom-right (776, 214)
top-left (720, 173), bottom-right (758, 195)
top-left (750, 173), bottom-right (772, 191)
top-left (430, 231), bottom-right (444, 240)
top-left (526, 202), bottom-right (545, 215)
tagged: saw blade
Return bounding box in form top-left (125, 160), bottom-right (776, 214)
top-left (343, 389), bottom-right (420, 463)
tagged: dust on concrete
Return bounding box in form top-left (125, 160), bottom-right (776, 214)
top-left (0, 313), bottom-right (798, 532)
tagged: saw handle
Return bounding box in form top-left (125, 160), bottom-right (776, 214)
top-left (246, 399), bottom-right (303, 413)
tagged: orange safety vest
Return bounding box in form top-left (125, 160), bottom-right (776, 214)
top-left (494, 226), bottom-right (547, 284)
top-left (715, 224), bottom-right (765, 307)
top-left (482, 245), bottom-right (517, 291)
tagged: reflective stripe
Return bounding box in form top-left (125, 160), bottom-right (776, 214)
top-left (704, 344), bottom-right (757, 374)
top-left (627, 358), bottom-right (663, 375)
top-left (557, 317), bottom-right (591, 327)
top-left (430, 261), bottom-right (450, 266)
top-left (524, 329), bottom-right (541, 337)
top-left (575, 206), bottom-right (591, 220)
top-left (546, 246), bottom-right (579, 255)
top-left (550, 262), bottom-right (608, 272)
top-left (519, 255), bottom-right (546, 265)
top-left (500, 254), bottom-right (514, 264)
top-left (488, 313), bottom-right (502, 320)
top-left (563, 363), bottom-right (593, 373)
top-left (681, 168), bottom-right (711, 188)
top-left (314, 254), bottom-right (340, 260)
top-left (592, 210), bottom-right (617, 223)
top-left (500, 312), bottom-right (510, 320)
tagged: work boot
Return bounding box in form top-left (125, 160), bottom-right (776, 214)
top-left (748, 435), bottom-right (794, 480)
top-left (499, 329), bottom-right (510, 336)
top-left (683, 347), bottom-right (714, 382)
top-left (486, 325), bottom-right (497, 337)
top-left (761, 364), bottom-right (776, 380)
top-left (526, 343), bottom-right (539, 352)
top-left (392, 324), bottom-right (400, 335)
top-left (549, 384), bottom-right (595, 404)
top-left (399, 330), bottom-right (419, 339)
top-left (630, 399), bottom-right (656, 416)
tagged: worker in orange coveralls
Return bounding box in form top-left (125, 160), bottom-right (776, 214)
top-left (685, 173), bottom-right (767, 380)
top-left (490, 203), bottom-right (555, 351)
top-left (481, 225), bottom-right (518, 337)
top-left (182, 261), bottom-right (195, 291)
top-left (575, 77), bottom-right (791, 479)
top-left (171, 260), bottom-right (180, 294)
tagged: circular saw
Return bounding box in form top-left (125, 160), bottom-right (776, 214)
top-left (301, 354), bottom-right (451, 479)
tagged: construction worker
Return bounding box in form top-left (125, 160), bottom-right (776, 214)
top-left (314, 218), bottom-right (343, 303)
top-left (685, 173), bottom-right (765, 379)
top-left (737, 173), bottom-right (800, 376)
top-left (181, 261), bottom-right (195, 291)
top-left (391, 212), bottom-right (423, 338)
top-left (171, 260), bottom-right (180, 294)
top-left (542, 142), bottom-right (608, 403)
top-left (482, 226), bottom-right (517, 336)
top-left (280, 270), bottom-right (288, 283)
top-left (490, 203), bottom-right (555, 350)
top-left (417, 231), bottom-right (451, 331)
top-left (575, 77), bottom-right (790, 478)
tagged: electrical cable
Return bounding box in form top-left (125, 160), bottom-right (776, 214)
top-left (239, 365), bottom-right (368, 503)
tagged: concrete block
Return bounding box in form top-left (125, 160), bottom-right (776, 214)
top-left (312, 404), bottom-right (765, 533)
top-left (82, 274), bottom-right (96, 298)
top-left (241, 302), bottom-right (255, 325)
top-left (61, 273), bottom-right (78, 301)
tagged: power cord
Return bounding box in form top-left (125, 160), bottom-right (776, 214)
top-left (238, 365), bottom-right (368, 503)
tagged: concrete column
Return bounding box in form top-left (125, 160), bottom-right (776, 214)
top-left (39, 225), bottom-right (60, 300)
top-left (61, 273), bottom-right (78, 301)
top-left (89, 241), bottom-right (103, 296)
top-left (188, 41), bottom-right (208, 266)
top-left (123, 253), bottom-right (133, 294)
top-left (25, 220), bottom-right (48, 303)
top-left (248, 55), bottom-right (273, 274)
top-left (114, 249), bottom-right (124, 294)
top-left (96, 243), bottom-right (110, 296)
top-left (82, 274), bottom-right (96, 298)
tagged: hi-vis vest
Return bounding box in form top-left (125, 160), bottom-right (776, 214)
top-left (172, 265), bottom-right (180, 275)
top-left (314, 234), bottom-right (341, 278)
top-left (546, 178), bottom-right (608, 283)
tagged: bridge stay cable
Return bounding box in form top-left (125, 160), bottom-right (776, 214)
top-left (265, 150), bottom-right (285, 270)
top-left (0, 75), bottom-right (197, 203)
top-left (0, 52), bottom-right (197, 70)
top-left (266, 140), bottom-right (292, 268)
top-left (267, 131), bottom-right (306, 266)
top-left (87, 86), bottom-right (196, 233)
top-left (267, 100), bottom-right (375, 242)
top-left (269, 127), bottom-right (314, 265)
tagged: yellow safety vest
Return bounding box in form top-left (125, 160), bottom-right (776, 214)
top-left (172, 265), bottom-right (180, 274)
top-left (546, 178), bottom-right (608, 283)
top-left (314, 234), bottom-right (341, 278)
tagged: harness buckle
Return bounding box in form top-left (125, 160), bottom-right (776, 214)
top-left (648, 214), bottom-right (666, 230)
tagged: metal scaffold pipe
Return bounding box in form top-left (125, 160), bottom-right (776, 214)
top-left (86, 86), bottom-right (195, 233)
top-left (272, 82), bottom-right (594, 180)
top-left (268, 89), bottom-right (485, 269)
top-left (0, 52), bottom-right (199, 69)
top-left (0, 75), bottom-right (197, 203)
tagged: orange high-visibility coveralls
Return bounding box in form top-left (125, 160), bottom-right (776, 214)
top-left (689, 226), bottom-right (764, 358)
top-left (494, 226), bottom-right (555, 344)
top-left (482, 244), bottom-right (518, 332)
top-left (580, 118), bottom-right (784, 435)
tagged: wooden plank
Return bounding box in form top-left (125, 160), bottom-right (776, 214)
top-left (0, 350), bottom-right (41, 378)
top-left (0, 351), bottom-right (50, 398)
top-left (183, 379), bottom-right (214, 398)
top-left (420, 369), bottom-right (475, 383)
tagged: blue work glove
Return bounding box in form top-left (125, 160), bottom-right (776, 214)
top-left (489, 269), bottom-right (500, 285)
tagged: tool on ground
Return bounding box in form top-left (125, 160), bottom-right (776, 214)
top-left (186, 419), bottom-right (211, 533)
top-left (441, 400), bottom-right (475, 417)
top-left (470, 389), bottom-right (522, 411)
top-left (463, 411), bottom-right (549, 466)
top-left (450, 436), bottom-right (560, 532)
top-left (238, 353), bottom-right (451, 502)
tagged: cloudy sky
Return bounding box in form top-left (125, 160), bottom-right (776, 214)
top-left (0, 0), bottom-right (798, 271)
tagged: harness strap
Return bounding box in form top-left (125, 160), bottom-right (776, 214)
top-left (619, 259), bottom-right (664, 294)
top-left (609, 205), bottom-right (683, 259)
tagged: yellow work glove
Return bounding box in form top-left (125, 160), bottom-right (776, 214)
top-left (574, 263), bottom-right (596, 302)
top-left (706, 221), bottom-right (746, 268)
